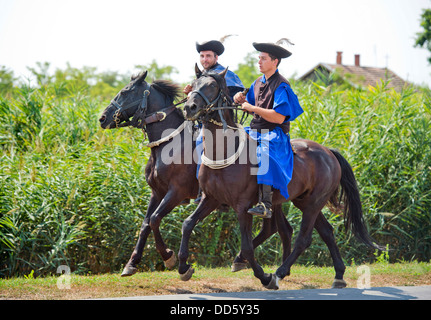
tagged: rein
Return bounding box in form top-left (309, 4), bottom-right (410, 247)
top-left (146, 120), bottom-right (193, 148)
top-left (143, 97), bottom-right (190, 148)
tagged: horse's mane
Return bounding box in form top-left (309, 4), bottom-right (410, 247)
top-left (151, 79), bottom-right (185, 120)
top-left (152, 79), bottom-right (181, 102)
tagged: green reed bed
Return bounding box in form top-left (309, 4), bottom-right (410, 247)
top-left (1, 79), bottom-right (430, 278)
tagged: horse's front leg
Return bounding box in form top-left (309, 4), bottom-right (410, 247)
top-left (178, 195), bottom-right (219, 281)
top-left (237, 210), bottom-right (275, 289)
top-left (149, 189), bottom-right (187, 269)
top-left (121, 193), bottom-right (160, 276)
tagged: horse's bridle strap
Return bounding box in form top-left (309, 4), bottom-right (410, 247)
top-left (142, 105), bottom-right (177, 125)
top-left (190, 86), bottom-right (223, 111)
top-left (112, 98), bottom-right (141, 119)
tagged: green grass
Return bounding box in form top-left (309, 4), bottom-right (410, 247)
top-left (1, 262), bottom-right (430, 300)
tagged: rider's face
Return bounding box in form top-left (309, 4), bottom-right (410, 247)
top-left (200, 50), bottom-right (218, 70)
top-left (258, 52), bottom-right (278, 74)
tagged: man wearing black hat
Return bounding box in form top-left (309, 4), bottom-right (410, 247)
top-left (184, 40), bottom-right (244, 100)
top-left (234, 41), bottom-right (303, 218)
top-left (187, 40), bottom-right (245, 204)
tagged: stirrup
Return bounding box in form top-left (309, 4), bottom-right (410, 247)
top-left (247, 202), bottom-right (272, 219)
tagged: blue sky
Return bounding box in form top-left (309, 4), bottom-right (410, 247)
top-left (1, 0), bottom-right (430, 86)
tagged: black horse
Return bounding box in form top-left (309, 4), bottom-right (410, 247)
top-left (179, 66), bottom-right (383, 289)
top-left (99, 71), bottom-right (293, 276)
top-left (99, 71), bottom-right (198, 275)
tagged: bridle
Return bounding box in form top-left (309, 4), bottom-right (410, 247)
top-left (190, 85), bottom-right (226, 113)
top-left (189, 74), bottom-right (235, 114)
top-left (109, 81), bottom-right (190, 148)
top-left (111, 82), bottom-right (187, 129)
top-left (189, 75), bottom-right (248, 169)
top-left (112, 81), bottom-right (151, 128)
top-left (189, 74), bottom-right (249, 128)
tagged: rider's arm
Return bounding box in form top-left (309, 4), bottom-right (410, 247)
top-left (241, 103), bottom-right (286, 124)
top-left (239, 80), bottom-right (286, 124)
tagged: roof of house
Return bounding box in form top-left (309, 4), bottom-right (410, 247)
top-left (299, 54), bottom-right (409, 91)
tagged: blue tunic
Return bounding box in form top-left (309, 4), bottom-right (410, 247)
top-left (245, 73), bottom-right (303, 200)
top-left (211, 63), bottom-right (244, 91)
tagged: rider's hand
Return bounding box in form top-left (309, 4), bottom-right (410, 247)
top-left (183, 84), bottom-right (192, 95)
top-left (234, 92), bottom-right (246, 104)
top-left (241, 102), bottom-right (254, 113)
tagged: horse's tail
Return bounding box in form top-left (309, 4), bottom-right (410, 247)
top-left (330, 149), bottom-right (385, 251)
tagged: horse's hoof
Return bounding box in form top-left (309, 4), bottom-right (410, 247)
top-left (179, 266), bottom-right (194, 281)
top-left (263, 273), bottom-right (280, 290)
top-left (121, 264), bottom-right (138, 277)
top-left (331, 278), bottom-right (347, 289)
top-left (231, 262), bottom-right (248, 272)
top-left (164, 249), bottom-right (177, 269)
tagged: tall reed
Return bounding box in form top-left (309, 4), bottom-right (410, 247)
top-left (1, 78), bottom-right (430, 277)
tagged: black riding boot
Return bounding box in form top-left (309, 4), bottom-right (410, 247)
top-left (247, 184), bottom-right (273, 218)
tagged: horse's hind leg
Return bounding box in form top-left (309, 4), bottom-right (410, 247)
top-left (121, 194), bottom-right (160, 277)
top-left (274, 204), bottom-right (293, 261)
top-left (232, 214), bottom-right (275, 272)
top-left (275, 205), bottom-right (320, 281)
top-left (314, 211), bottom-right (347, 288)
top-left (232, 204), bottom-right (293, 272)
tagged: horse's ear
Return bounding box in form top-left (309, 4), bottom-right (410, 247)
top-left (218, 67), bottom-right (229, 78)
top-left (137, 70), bottom-right (148, 83)
top-left (130, 70), bottom-right (148, 82)
top-left (195, 63), bottom-right (202, 78)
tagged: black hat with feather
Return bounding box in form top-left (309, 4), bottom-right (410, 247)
top-left (253, 38), bottom-right (295, 59)
top-left (196, 40), bottom-right (225, 56)
top-left (195, 35), bottom-right (237, 56)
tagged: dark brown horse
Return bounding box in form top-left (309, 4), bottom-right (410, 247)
top-left (179, 66), bottom-right (383, 289)
top-left (99, 71), bottom-right (293, 276)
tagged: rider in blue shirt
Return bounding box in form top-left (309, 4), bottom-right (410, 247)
top-left (184, 40), bottom-right (245, 203)
top-left (234, 41), bottom-right (303, 218)
top-left (184, 40), bottom-right (244, 100)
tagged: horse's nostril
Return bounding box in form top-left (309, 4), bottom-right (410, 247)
top-left (99, 115), bottom-right (106, 123)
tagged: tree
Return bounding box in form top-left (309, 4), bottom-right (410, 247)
top-left (54, 63), bottom-right (97, 90)
top-left (27, 62), bottom-right (53, 86)
top-left (90, 71), bottom-right (130, 101)
top-left (234, 52), bottom-right (260, 88)
top-left (134, 59), bottom-right (178, 81)
top-left (415, 8), bottom-right (431, 64)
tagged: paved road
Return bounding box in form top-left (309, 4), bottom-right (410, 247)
top-left (101, 285), bottom-right (431, 300)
